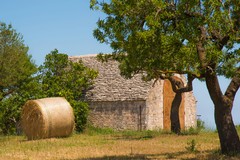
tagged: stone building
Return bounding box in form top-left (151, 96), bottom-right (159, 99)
top-left (69, 55), bottom-right (197, 131)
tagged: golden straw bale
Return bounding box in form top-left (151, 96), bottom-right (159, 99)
top-left (21, 97), bottom-right (75, 140)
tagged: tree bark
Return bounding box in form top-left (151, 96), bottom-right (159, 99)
top-left (168, 75), bottom-right (193, 134)
top-left (206, 70), bottom-right (240, 154)
top-left (214, 101), bottom-right (240, 154)
top-left (170, 92), bottom-right (182, 134)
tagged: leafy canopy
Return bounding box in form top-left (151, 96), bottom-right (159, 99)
top-left (0, 48), bottom-right (98, 135)
top-left (0, 22), bottom-right (37, 135)
top-left (91, 0), bottom-right (240, 80)
top-left (0, 22), bottom-right (37, 100)
top-left (38, 49), bottom-right (98, 132)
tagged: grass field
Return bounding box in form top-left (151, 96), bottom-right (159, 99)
top-left (0, 128), bottom-right (240, 160)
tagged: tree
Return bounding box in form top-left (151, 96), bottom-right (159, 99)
top-left (0, 22), bottom-right (37, 100)
top-left (38, 49), bottom-right (98, 132)
top-left (91, 0), bottom-right (240, 154)
top-left (0, 22), bottom-right (37, 135)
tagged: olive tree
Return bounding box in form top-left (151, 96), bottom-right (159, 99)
top-left (91, 0), bottom-right (240, 154)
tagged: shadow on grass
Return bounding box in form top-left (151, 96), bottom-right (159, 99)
top-left (71, 154), bottom-right (150, 160)
top-left (69, 151), bottom-right (192, 160)
top-left (68, 149), bottom-right (240, 160)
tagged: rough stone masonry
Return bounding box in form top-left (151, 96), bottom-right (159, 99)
top-left (69, 55), bottom-right (197, 131)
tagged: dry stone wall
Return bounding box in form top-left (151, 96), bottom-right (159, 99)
top-left (184, 91), bottom-right (197, 129)
top-left (69, 55), bottom-right (197, 131)
top-left (88, 100), bottom-right (147, 131)
top-left (145, 80), bottom-right (164, 130)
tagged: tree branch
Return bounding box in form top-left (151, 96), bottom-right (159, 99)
top-left (197, 26), bottom-right (208, 68)
top-left (205, 67), bottom-right (223, 105)
top-left (184, 10), bottom-right (205, 20)
top-left (2, 89), bottom-right (15, 97)
top-left (211, 30), bottom-right (230, 50)
top-left (225, 69), bottom-right (240, 102)
top-left (155, 8), bottom-right (162, 18)
top-left (168, 74), bottom-right (195, 94)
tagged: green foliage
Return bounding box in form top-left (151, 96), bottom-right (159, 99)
top-left (179, 119), bottom-right (206, 136)
top-left (92, 2), bottom-right (240, 153)
top-left (71, 101), bottom-right (89, 132)
top-left (0, 22), bottom-right (37, 96)
top-left (91, 0), bottom-right (240, 80)
top-left (0, 39), bottom-right (98, 135)
top-left (0, 22), bottom-right (38, 135)
top-left (185, 139), bottom-right (198, 153)
top-left (197, 119), bottom-right (206, 131)
top-left (84, 125), bottom-right (116, 136)
top-left (181, 127), bottom-right (200, 136)
top-left (0, 98), bottom-right (20, 135)
top-left (121, 130), bottom-right (160, 140)
top-left (38, 49), bottom-right (98, 132)
top-left (0, 72), bottom-right (43, 135)
top-left (84, 125), bottom-right (163, 139)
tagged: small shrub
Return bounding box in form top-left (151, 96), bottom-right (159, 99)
top-left (181, 119), bottom-right (206, 135)
top-left (0, 97), bottom-right (23, 135)
top-left (71, 101), bottom-right (89, 133)
top-left (185, 139), bottom-right (198, 153)
top-left (181, 127), bottom-right (199, 135)
top-left (197, 119), bottom-right (205, 131)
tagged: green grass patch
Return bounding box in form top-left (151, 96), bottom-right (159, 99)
top-left (120, 130), bottom-right (164, 140)
top-left (83, 125), bottom-right (116, 136)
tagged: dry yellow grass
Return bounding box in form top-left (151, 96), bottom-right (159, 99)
top-left (0, 131), bottom-right (240, 160)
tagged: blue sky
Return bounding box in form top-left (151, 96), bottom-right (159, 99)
top-left (0, 0), bottom-right (112, 64)
top-left (1, 0), bottom-right (239, 129)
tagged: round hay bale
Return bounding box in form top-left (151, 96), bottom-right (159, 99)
top-left (21, 97), bottom-right (75, 140)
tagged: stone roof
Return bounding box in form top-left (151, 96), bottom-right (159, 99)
top-left (69, 55), bottom-right (153, 101)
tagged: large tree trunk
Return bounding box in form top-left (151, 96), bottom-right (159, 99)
top-left (215, 101), bottom-right (240, 154)
top-left (168, 76), bottom-right (193, 134)
top-left (170, 92), bottom-right (182, 134)
top-left (206, 69), bottom-right (240, 154)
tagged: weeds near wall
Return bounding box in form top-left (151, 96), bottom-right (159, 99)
top-left (84, 125), bottom-right (116, 136)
